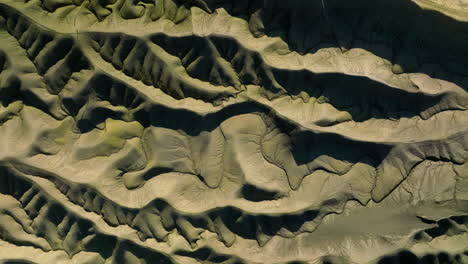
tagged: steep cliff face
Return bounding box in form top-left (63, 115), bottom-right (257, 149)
top-left (0, 0), bottom-right (467, 263)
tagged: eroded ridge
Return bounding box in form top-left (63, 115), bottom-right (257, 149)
top-left (0, 0), bottom-right (467, 263)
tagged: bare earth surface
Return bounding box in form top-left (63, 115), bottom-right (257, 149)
top-left (0, 0), bottom-right (467, 263)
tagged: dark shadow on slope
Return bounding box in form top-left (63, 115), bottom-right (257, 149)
top-left (150, 34), bottom-right (460, 122)
top-left (150, 33), bottom-right (459, 123)
top-left (0, 161), bottom-right (339, 245)
top-left (72, 73), bottom-right (396, 182)
top-left (377, 249), bottom-right (465, 264)
top-left (377, 250), bottom-right (420, 264)
top-left (0, 159), bottom-right (393, 245)
top-left (90, 31), bottom-right (464, 122)
top-left (0, 164), bottom-right (175, 264)
top-left (146, 198), bottom-right (321, 242)
top-left (271, 69), bottom-right (448, 122)
top-left (2, 5), bottom-right (458, 124)
top-left (291, 129), bottom-right (390, 167)
top-left (0, 6), bottom-right (92, 95)
top-left (79, 71), bottom-right (453, 137)
top-left (174, 247), bottom-right (244, 264)
top-left (240, 184), bottom-right (283, 202)
top-left (198, 0), bottom-right (468, 90)
top-left (88, 31), bottom-right (236, 103)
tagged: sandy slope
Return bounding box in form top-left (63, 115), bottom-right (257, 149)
top-left (0, 0), bottom-right (467, 263)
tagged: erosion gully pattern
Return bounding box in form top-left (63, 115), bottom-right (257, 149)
top-left (0, 0), bottom-right (467, 263)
